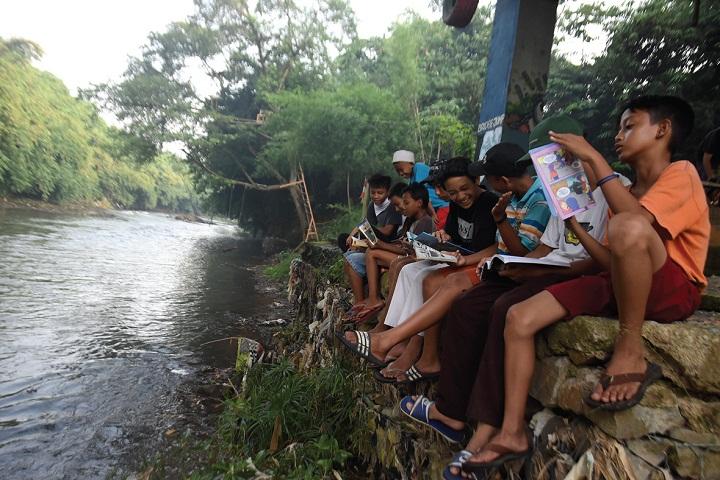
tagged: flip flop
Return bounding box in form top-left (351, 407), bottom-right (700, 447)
top-left (462, 440), bottom-right (532, 473)
top-left (584, 361), bottom-right (663, 411)
top-left (372, 368), bottom-right (403, 384)
top-left (334, 330), bottom-right (387, 368)
top-left (395, 364), bottom-right (441, 385)
top-left (351, 303), bottom-right (385, 324)
top-left (399, 395), bottom-right (465, 444)
top-left (443, 450), bottom-right (474, 480)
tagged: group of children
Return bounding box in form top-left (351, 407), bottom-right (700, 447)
top-left (336, 95), bottom-right (710, 478)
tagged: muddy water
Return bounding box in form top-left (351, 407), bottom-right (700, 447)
top-left (0, 209), bottom-right (277, 479)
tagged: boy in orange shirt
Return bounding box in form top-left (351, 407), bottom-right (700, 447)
top-left (463, 95), bottom-right (709, 472)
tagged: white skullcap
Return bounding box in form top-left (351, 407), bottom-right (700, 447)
top-left (392, 150), bottom-right (416, 164)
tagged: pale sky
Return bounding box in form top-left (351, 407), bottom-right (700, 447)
top-left (0, 0), bottom-right (616, 96)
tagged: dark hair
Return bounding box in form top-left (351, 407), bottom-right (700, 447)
top-left (619, 95), bottom-right (695, 153)
top-left (402, 183), bottom-right (429, 209)
top-left (440, 156), bottom-right (475, 187)
top-left (367, 173), bottom-right (392, 190)
top-left (388, 181), bottom-right (407, 199)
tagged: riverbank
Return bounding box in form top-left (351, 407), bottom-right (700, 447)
top-left (0, 195), bottom-right (113, 215)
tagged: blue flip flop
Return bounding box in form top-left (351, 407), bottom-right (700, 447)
top-left (399, 395), bottom-right (464, 444)
top-left (443, 450), bottom-right (474, 479)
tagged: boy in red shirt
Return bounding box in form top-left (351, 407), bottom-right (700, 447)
top-left (464, 95), bottom-right (709, 472)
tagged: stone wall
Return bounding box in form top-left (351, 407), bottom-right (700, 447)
top-left (283, 242), bottom-right (720, 479)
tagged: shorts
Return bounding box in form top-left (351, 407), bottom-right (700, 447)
top-left (435, 206), bottom-right (450, 230)
top-left (343, 250), bottom-right (366, 278)
top-left (438, 264), bottom-right (481, 286)
top-left (545, 257), bottom-right (700, 323)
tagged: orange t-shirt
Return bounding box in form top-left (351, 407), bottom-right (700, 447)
top-left (639, 160), bottom-right (710, 288)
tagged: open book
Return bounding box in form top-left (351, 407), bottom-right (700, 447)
top-left (480, 254), bottom-right (570, 280)
top-left (530, 142), bottom-right (595, 219)
top-left (406, 231), bottom-right (475, 255)
top-left (412, 241), bottom-right (458, 263)
top-left (350, 236), bottom-right (368, 249)
top-left (357, 219), bottom-right (378, 247)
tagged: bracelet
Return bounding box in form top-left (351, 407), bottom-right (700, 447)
top-left (495, 215), bottom-right (508, 225)
top-left (596, 173), bottom-right (619, 187)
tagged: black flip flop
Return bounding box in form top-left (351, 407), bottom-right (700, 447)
top-left (334, 330), bottom-right (387, 368)
top-left (395, 364), bottom-right (441, 385)
top-left (462, 438), bottom-right (532, 473)
top-left (584, 362), bottom-right (663, 411)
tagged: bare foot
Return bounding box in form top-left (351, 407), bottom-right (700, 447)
top-left (590, 338), bottom-right (646, 404)
top-left (384, 341), bottom-right (406, 360)
top-left (394, 356), bottom-right (440, 383)
top-left (370, 321), bottom-right (390, 334)
top-left (469, 429), bottom-right (528, 465)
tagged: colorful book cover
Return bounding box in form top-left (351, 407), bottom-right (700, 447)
top-left (529, 142), bottom-right (595, 219)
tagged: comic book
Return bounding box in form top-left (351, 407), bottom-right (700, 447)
top-left (529, 142), bottom-right (595, 219)
top-left (357, 219), bottom-right (378, 246)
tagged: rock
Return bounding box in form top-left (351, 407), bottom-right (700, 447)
top-left (626, 437), bottom-right (673, 467)
top-left (545, 316), bottom-right (617, 364)
top-left (586, 405), bottom-right (686, 440)
top-left (299, 242), bottom-right (342, 271)
top-left (677, 398), bottom-right (720, 434)
top-left (530, 356), bottom-right (573, 407)
top-left (668, 444), bottom-right (720, 479)
top-left (668, 427), bottom-right (720, 445)
top-left (700, 275), bottom-right (720, 311)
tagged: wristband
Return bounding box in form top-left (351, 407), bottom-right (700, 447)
top-left (597, 173), bottom-right (619, 187)
top-left (495, 215), bottom-right (508, 225)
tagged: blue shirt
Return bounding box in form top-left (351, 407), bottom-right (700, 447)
top-left (496, 178), bottom-right (551, 254)
top-left (411, 163), bottom-right (449, 209)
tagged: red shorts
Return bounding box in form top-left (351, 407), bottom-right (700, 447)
top-left (545, 257), bottom-right (700, 323)
top-left (438, 264), bottom-right (481, 286)
top-left (435, 206), bottom-right (450, 230)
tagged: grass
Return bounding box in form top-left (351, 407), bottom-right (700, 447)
top-left (263, 250), bottom-right (300, 282)
top-left (319, 203), bottom-right (365, 242)
top-left (152, 359), bottom-right (367, 479)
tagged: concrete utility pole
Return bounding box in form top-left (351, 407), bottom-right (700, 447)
top-left (444, 0), bottom-right (560, 160)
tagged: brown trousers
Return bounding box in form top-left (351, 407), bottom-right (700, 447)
top-left (435, 274), bottom-right (570, 427)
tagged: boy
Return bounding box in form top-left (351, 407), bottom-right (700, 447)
top-left (355, 183), bottom-right (436, 321)
top-left (467, 95), bottom-right (709, 470)
top-left (392, 150), bottom-right (450, 229)
top-left (340, 146), bottom-right (551, 380)
top-left (342, 174), bottom-right (403, 303)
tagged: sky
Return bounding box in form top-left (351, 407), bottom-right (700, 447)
top-left (0, 0), bottom-right (615, 96)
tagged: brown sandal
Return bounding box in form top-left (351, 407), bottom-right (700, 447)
top-left (584, 362), bottom-right (662, 411)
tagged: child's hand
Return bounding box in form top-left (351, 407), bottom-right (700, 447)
top-left (564, 216), bottom-right (580, 232)
top-left (549, 132), bottom-right (602, 164)
top-left (448, 251), bottom-right (466, 266)
top-left (434, 230), bottom-right (451, 242)
top-left (346, 236), bottom-right (353, 247)
top-left (492, 192), bottom-right (513, 222)
top-left (475, 257), bottom-right (491, 277)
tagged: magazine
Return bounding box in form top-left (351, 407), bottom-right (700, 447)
top-left (479, 254), bottom-right (570, 280)
top-left (357, 219), bottom-right (378, 246)
top-left (411, 241), bottom-right (458, 263)
top-left (530, 143), bottom-right (595, 219)
top-left (407, 231), bottom-right (475, 256)
top-left (350, 236), bottom-right (368, 249)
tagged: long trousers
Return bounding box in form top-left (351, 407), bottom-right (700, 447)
top-left (435, 274), bottom-right (570, 427)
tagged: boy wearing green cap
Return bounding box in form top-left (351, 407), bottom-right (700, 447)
top-left (465, 95), bottom-right (709, 472)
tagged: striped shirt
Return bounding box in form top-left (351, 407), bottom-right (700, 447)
top-left (497, 178), bottom-right (551, 254)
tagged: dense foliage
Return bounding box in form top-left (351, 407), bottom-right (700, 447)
top-left (0, 38), bottom-right (198, 211)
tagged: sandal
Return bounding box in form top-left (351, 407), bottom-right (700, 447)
top-left (584, 361), bottom-right (662, 411)
top-left (395, 364), bottom-right (441, 385)
top-left (443, 450), bottom-right (474, 479)
top-left (372, 368), bottom-right (403, 384)
top-left (462, 430), bottom-right (533, 473)
top-left (335, 330), bottom-right (387, 368)
top-left (399, 395), bottom-right (465, 444)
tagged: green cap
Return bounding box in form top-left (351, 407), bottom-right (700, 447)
top-left (516, 114), bottom-right (584, 164)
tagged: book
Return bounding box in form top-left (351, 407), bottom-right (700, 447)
top-left (357, 219), bottom-right (378, 246)
top-left (479, 254), bottom-right (570, 280)
top-left (412, 241), bottom-right (458, 263)
top-left (530, 142), bottom-right (595, 220)
top-left (407, 231), bottom-right (475, 256)
top-left (350, 236), bottom-right (368, 248)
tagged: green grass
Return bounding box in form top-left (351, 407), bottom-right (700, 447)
top-left (263, 250), bottom-right (300, 282)
top-left (319, 203), bottom-right (364, 242)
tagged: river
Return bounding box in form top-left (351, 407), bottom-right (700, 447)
top-left (0, 208), bottom-right (277, 479)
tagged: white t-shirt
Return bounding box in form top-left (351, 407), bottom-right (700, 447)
top-left (540, 175), bottom-right (630, 264)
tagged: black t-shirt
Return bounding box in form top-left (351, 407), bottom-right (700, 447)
top-left (367, 202), bottom-right (403, 242)
top-left (444, 190), bottom-right (498, 252)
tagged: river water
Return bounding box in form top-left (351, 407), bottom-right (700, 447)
top-left (0, 208), bottom-right (274, 479)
